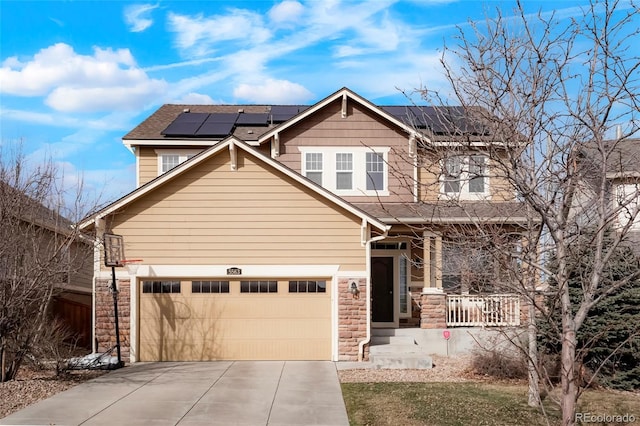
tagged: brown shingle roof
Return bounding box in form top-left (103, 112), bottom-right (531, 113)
top-left (354, 202), bottom-right (534, 225)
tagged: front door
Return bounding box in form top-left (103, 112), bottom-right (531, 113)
top-left (372, 256), bottom-right (394, 324)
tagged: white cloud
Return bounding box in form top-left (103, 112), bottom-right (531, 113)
top-left (124, 3), bottom-right (158, 32)
top-left (167, 10), bottom-right (272, 57)
top-left (269, 1), bottom-right (304, 25)
top-left (0, 43), bottom-right (167, 112)
top-left (233, 79), bottom-right (313, 104)
top-left (173, 92), bottom-right (217, 104)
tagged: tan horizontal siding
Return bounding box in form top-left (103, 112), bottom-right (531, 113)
top-left (108, 149), bottom-right (367, 271)
top-left (138, 146), bottom-right (157, 186)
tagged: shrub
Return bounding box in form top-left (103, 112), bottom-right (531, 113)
top-left (471, 348), bottom-right (528, 380)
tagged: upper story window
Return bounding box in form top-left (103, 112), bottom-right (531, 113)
top-left (616, 183), bottom-right (640, 229)
top-left (305, 153), bottom-right (323, 186)
top-left (300, 147), bottom-right (389, 196)
top-left (366, 152), bottom-right (384, 191)
top-left (336, 153), bottom-right (353, 190)
top-left (155, 149), bottom-right (202, 175)
top-left (441, 155), bottom-right (489, 200)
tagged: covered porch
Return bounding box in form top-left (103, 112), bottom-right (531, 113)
top-left (370, 231), bottom-right (524, 331)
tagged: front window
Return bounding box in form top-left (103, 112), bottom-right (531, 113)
top-left (441, 242), bottom-right (494, 294)
top-left (156, 149), bottom-right (202, 175)
top-left (616, 184), bottom-right (640, 229)
top-left (162, 155), bottom-right (180, 173)
top-left (336, 153), bottom-right (353, 190)
top-left (305, 153), bottom-right (323, 186)
top-left (298, 147), bottom-right (389, 195)
top-left (442, 155), bottom-right (488, 199)
top-left (366, 152), bottom-right (385, 191)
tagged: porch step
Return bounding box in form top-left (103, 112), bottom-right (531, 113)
top-left (369, 352), bottom-right (433, 369)
top-left (370, 335), bottom-right (416, 345)
top-left (368, 335), bottom-right (433, 369)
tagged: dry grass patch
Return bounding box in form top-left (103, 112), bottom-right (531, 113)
top-left (341, 382), bottom-right (640, 426)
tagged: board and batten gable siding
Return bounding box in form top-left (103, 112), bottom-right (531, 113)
top-left (104, 148), bottom-right (367, 271)
top-left (272, 99), bottom-right (415, 203)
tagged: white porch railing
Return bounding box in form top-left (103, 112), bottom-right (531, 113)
top-left (446, 294), bottom-right (521, 327)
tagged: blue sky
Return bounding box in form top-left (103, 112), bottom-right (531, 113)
top-left (0, 0), bottom-right (613, 208)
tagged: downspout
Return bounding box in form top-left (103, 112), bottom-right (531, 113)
top-left (358, 219), bottom-right (389, 362)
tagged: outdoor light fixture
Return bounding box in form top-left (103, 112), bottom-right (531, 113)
top-left (349, 281), bottom-right (360, 298)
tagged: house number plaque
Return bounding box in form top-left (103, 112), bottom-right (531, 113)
top-left (227, 267), bottom-right (242, 275)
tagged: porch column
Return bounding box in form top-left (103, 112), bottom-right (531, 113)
top-left (420, 288), bottom-right (447, 329)
top-left (422, 232), bottom-right (443, 290)
top-left (421, 232), bottom-right (446, 328)
top-left (435, 234), bottom-right (442, 289)
top-left (422, 231), bottom-right (433, 292)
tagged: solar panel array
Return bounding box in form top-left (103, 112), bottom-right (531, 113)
top-left (382, 106), bottom-right (487, 135)
top-left (161, 107), bottom-right (310, 137)
top-left (161, 104), bottom-right (484, 138)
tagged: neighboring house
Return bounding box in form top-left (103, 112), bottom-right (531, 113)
top-left (577, 138), bottom-right (640, 247)
top-left (0, 181), bottom-right (93, 348)
top-left (80, 87), bottom-right (528, 363)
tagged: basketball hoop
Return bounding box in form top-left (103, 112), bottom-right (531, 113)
top-left (121, 259), bottom-right (143, 275)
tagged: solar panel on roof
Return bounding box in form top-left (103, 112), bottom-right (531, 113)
top-left (270, 105), bottom-right (306, 122)
top-left (235, 113), bottom-right (269, 125)
top-left (206, 113), bottom-right (239, 123)
top-left (161, 112), bottom-right (209, 136)
top-left (195, 120), bottom-right (235, 136)
top-left (271, 105), bottom-right (301, 115)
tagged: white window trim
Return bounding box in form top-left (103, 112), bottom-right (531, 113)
top-left (155, 149), bottom-right (202, 175)
top-left (299, 147), bottom-right (390, 196)
top-left (439, 154), bottom-right (491, 201)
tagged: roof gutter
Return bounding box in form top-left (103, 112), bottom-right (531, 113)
top-left (378, 216), bottom-right (536, 225)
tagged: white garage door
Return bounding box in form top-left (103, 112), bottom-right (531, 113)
top-left (138, 278), bottom-right (331, 361)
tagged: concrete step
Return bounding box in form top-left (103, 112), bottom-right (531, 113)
top-left (368, 343), bottom-right (433, 369)
top-left (370, 335), bottom-right (416, 345)
top-left (369, 344), bottom-right (423, 355)
top-left (369, 353), bottom-right (433, 369)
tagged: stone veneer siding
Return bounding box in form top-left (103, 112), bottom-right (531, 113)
top-left (338, 277), bottom-right (368, 361)
top-left (95, 278), bottom-right (131, 362)
top-left (420, 292), bottom-right (447, 329)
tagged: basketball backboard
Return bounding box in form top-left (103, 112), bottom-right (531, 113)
top-left (104, 233), bottom-right (125, 267)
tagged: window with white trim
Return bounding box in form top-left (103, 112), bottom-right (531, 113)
top-left (441, 155), bottom-right (489, 199)
top-left (305, 153), bottom-right (323, 186)
top-left (336, 153), bottom-right (353, 190)
top-left (155, 149), bottom-right (202, 175)
top-left (299, 147), bottom-right (389, 196)
top-left (366, 152), bottom-right (385, 191)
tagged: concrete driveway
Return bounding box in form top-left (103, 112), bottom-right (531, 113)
top-left (0, 361), bottom-right (349, 426)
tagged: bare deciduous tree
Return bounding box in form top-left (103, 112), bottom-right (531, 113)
top-left (404, 1), bottom-right (640, 424)
top-left (0, 145), bottom-right (93, 382)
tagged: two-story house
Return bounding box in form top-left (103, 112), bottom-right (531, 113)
top-left (80, 87), bottom-right (527, 363)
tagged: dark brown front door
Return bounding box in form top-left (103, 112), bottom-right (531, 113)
top-left (372, 256), bottom-right (394, 323)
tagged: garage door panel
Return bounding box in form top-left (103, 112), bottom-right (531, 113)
top-left (139, 278), bottom-right (332, 361)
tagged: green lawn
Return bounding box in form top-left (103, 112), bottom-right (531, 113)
top-left (341, 382), bottom-right (640, 426)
